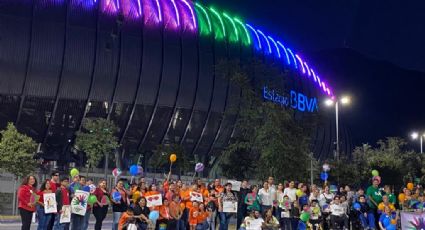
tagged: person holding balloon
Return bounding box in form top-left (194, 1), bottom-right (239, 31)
top-left (378, 206), bottom-right (397, 230)
top-left (92, 179), bottom-right (110, 230)
top-left (111, 179), bottom-right (130, 230)
top-left (366, 176), bottom-right (383, 229)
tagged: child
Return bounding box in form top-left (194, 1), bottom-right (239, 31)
top-left (310, 200), bottom-right (322, 230)
top-left (118, 207), bottom-right (137, 230)
top-left (356, 195), bottom-right (374, 229)
top-left (383, 185), bottom-right (396, 205)
top-left (197, 203), bottom-right (210, 230)
top-left (378, 206), bottom-right (397, 230)
top-left (279, 195), bottom-right (292, 230)
top-left (189, 201), bottom-right (199, 230)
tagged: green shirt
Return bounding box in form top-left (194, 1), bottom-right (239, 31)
top-left (388, 193), bottom-right (396, 204)
top-left (366, 186), bottom-right (383, 209)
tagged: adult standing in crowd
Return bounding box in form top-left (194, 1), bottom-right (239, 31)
top-left (237, 180), bottom-right (251, 228)
top-left (37, 179), bottom-right (54, 230)
top-left (92, 179), bottom-right (110, 230)
top-left (47, 171), bottom-right (60, 230)
top-left (218, 182), bottom-right (238, 230)
top-left (366, 177), bottom-right (382, 229)
top-left (111, 179), bottom-right (130, 230)
top-left (258, 181), bottom-right (275, 215)
top-left (53, 177), bottom-right (70, 230)
top-left (18, 175), bottom-right (37, 230)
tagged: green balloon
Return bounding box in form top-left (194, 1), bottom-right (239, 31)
top-left (70, 168), bottom-right (79, 178)
top-left (88, 195), bottom-right (97, 205)
top-left (300, 212), bottom-right (310, 222)
top-left (371, 170), bottom-right (379, 177)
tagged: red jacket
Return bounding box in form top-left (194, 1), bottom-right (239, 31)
top-left (18, 185), bottom-right (36, 212)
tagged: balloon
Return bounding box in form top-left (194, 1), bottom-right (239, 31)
top-left (378, 203), bottom-right (385, 211)
top-left (322, 163), bottom-right (330, 172)
top-left (320, 172), bottom-right (328, 181)
top-left (312, 207), bottom-right (320, 214)
top-left (170, 154), bottom-right (177, 163)
top-left (297, 221), bottom-right (307, 230)
top-left (70, 168), bottom-right (79, 178)
top-left (112, 168), bottom-right (122, 177)
top-left (82, 186), bottom-right (90, 192)
top-left (296, 189), bottom-right (304, 197)
top-left (353, 203), bottom-right (361, 210)
top-left (129, 165), bottom-right (139, 176)
top-left (371, 169), bottom-right (379, 177)
top-left (300, 212), bottom-right (310, 222)
top-left (407, 182), bottom-right (414, 190)
top-left (179, 203), bottom-right (185, 210)
top-left (112, 191), bottom-right (122, 202)
top-left (390, 219), bottom-right (397, 225)
top-left (195, 163), bottom-right (205, 173)
top-left (89, 184), bottom-right (97, 193)
top-left (149, 210), bottom-right (160, 220)
top-left (398, 193), bottom-right (406, 202)
top-left (88, 195), bottom-right (98, 205)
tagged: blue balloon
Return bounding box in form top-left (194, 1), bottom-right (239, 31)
top-left (353, 202), bottom-right (361, 210)
top-left (149, 211), bottom-right (159, 220)
top-left (112, 191), bottom-right (122, 202)
top-left (320, 172), bottom-right (328, 181)
top-left (82, 186), bottom-right (90, 192)
top-left (297, 221), bottom-right (306, 230)
top-left (129, 165), bottom-right (138, 176)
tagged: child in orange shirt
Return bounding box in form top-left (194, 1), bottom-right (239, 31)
top-left (118, 207), bottom-right (136, 230)
top-left (197, 203), bottom-right (210, 229)
top-left (189, 201), bottom-right (199, 230)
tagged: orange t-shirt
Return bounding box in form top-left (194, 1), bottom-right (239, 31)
top-left (197, 210), bottom-right (209, 223)
top-left (180, 189), bottom-right (192, 209)
top-left (215, 185), bottom-right (224, 194)
top-left (169, 201), bottom-right (181, 219)
top-left (189, 207), bottom-right (199, 225)
top-left (118, 212), bottom-right (133, 230)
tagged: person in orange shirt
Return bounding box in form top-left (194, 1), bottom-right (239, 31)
top-left (197, 203), bottom-right (210, 230)
top-left (158, 198), bottom-right (171, 229)
top-left (214, 179), bottom-right (224, 194)
top-left (189, 201), bottom-right (200, 230)
top-left (118, 207), bottom-right (136, 230)
top-left (168, 194), bottom-right (184, 229)
top-left (145, 184), bottom-right (161, 212)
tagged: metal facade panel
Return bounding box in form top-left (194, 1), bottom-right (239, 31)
top-left (24, 3), bottom-right (67, 97)
top-left (0, 1), bottom-right (33, 95)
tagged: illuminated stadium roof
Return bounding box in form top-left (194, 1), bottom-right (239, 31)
top-left (59, 0), bottom-right (334, 98)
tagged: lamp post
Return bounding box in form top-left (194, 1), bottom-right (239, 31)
top-left (411, 132), bottom-right (424, 153)
top-left (325, 96), bottom-right (351, 161)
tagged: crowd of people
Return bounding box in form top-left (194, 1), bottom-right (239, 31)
top-left (17, 170), bottom-right (421, 230)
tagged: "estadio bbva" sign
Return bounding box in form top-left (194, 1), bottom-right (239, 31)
top-left (262, 86), bottom-right (318, 112)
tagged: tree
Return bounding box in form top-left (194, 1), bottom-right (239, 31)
top-left (0, 123), bottom-right (38, 178)
top-left (75, 118), bottom-right (119, 174)
top-left (219, 59), bottom-right (319, 182)
top-left (149, 143), bottom-right (193, 174)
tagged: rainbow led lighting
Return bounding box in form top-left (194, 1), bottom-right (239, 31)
top-left (295, 55), bottom-right (306, 74)
top-left (194, 3), bottom-right (212, 34)
top-left (267, 36), bottom-right (280, 58)
top-left (311, 69), bottom-right (317, 82)
top-left (303, 62), bottom-right (311, 77)
top-left (170, 0), bottom-right (180, 27)
top-left (276, 41), bottom-right (290, 65)
top-left (234, 18), bottom-right (251, 45)
top-left (209, 8), bottom-right (226, 38)
top-left (286, 48), bottom-right (297, 69)
top-left (155, 0), bottom-right (162, 22)
top-left (257, 30), bottom-right (271, 54)
top-left (180, 0), bottom-right (197, 29)
top-left (223, 13), bottom-right (239, 42)
top-left (246, 24), bottom-right (262, 50)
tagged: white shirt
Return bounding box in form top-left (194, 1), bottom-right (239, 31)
top-left (283, 188), bottom-right (297, 202)
top-left (258, 187), bottom-right (275, 206)
top-left (330, 203), bottom-right (346, 216)
top-left (319, 193), bottom-right (334, 207)
top-left (244, 217), bottom-right (264, 230)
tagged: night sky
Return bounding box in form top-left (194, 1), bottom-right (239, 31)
top-left (202, 0), bottom-right (425, 148)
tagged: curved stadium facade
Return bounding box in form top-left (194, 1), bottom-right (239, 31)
top-left (0, 0), bottom-right (351, 169)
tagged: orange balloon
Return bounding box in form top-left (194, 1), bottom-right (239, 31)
top-left (378, 203), bottom-right (385, 211)
top-left (390, 219), bottom-right (397, 225)
top-left (407, 182), bottom-right (414, 190)
top-left (179, 202), bottom-right (185, 210)
top-left (170, 154), bottom-right (177, 163)
top-left (398, 193), bottom-right (406, 202)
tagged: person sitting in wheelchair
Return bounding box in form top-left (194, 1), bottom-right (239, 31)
top-left (330, 196), bottom-right (349, 230)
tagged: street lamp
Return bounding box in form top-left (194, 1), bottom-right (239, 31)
top-left (324, 96), bottom-right (351, 161)
top-left (411, 131), bottom-right (425, 153)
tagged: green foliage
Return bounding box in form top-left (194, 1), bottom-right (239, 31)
top-left (75, 118), bottom-right (120, 168)
top-left (330, 137), bottom-right (421, 188)
top-left (0, 123), bottom-right (37, 178)
top-left (149, 143), bottom-right (193, 173)
top-left (219, 59), bottom-right (318, 182)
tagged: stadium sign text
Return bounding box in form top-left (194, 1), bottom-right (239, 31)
top-left (262, 86), bottom-right (318, 112)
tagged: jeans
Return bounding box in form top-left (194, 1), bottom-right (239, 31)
top-left (207, 211), bottom-right (217, 230)
top-left (93, 205), bottom-right (108, 230)
top-left (37, 206), bottom-right (52, 230)
top-left (19, 208), bottom-right (33, 230)
top-left (237, 205), bottom-right (247, 228)
top-left (280, 217), bottom-right (292, 230)
top-left (113, 212), bottom-right (123, 230)
top-left (219, 212), bottom-right (232, 230)
top-left (70, 213), bottom-right (84, 230)
top-left (196, 221), bottom-right (209, 230)
top-left (53, 213), bottom-right (70, 230)
top-left (360, 211), bottom-right (376, 229)
top-left (82, 210), bottom-right (91, 230)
